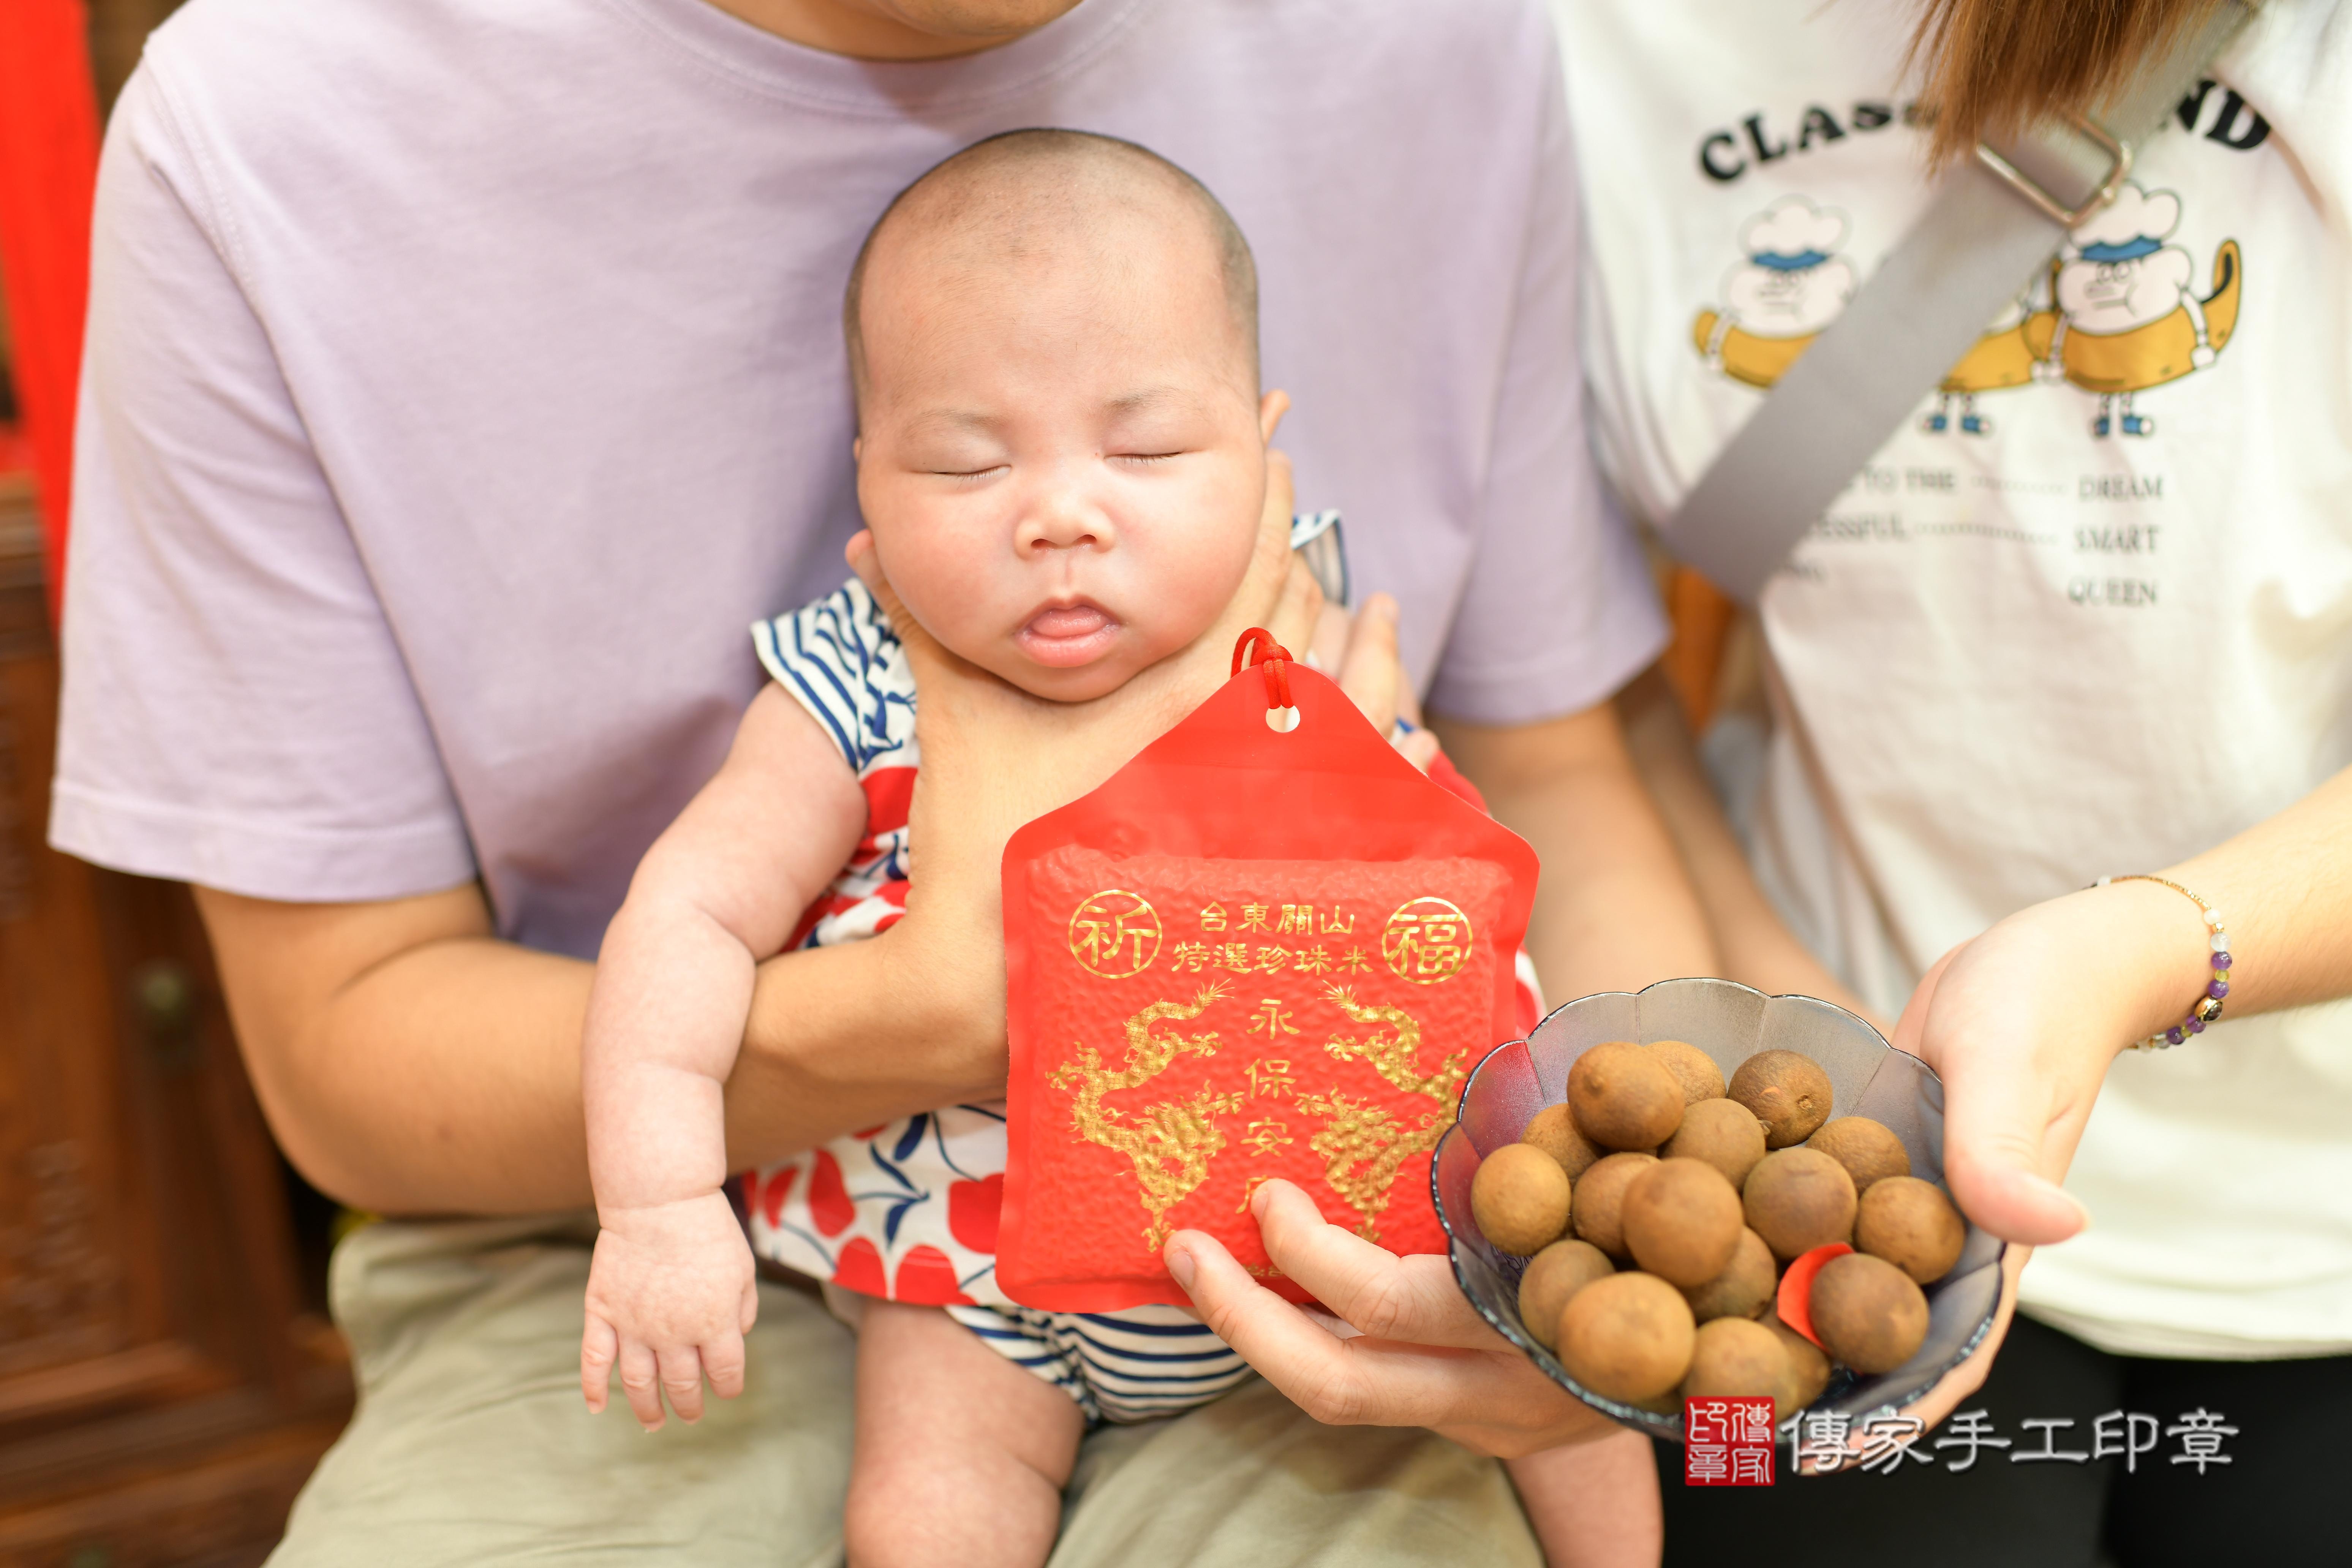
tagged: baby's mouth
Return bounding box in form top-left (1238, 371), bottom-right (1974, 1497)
top-left (1017, 601), bottom-right (1122, 668)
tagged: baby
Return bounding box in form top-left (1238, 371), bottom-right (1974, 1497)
top-left (579, 130), bottom-right (1650, 1568)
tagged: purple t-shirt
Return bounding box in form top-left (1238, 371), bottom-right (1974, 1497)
top-left (52, 0), bottom-right (1663, 958)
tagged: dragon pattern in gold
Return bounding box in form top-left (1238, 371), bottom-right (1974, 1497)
top-left (1053, 982), bottom-right (1459, 1249)
top-left (1293, 986), bottom-right (1465, 1241)
top-left (1051, 981), bottom-right (1247, 1250)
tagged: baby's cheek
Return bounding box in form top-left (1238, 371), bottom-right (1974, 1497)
top-left (869, 518), bottom-right (1003, 652)
top-left (1155, 519), bottom-right (1258, 645)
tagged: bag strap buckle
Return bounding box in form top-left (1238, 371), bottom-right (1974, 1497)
top-left (1975, 112), bottom-right (2134, 228)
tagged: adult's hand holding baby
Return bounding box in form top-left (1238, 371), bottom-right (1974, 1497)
top-left (852, 444), bottom-right (1316, 866)
top-left (1163, 1181), bottom-right (1621, 1458)
top-left (834, 447), bottom-right (1418, 1097)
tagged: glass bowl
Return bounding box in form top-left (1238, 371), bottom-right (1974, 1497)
top-left (1430, 976), bottom-right (2008, 1440)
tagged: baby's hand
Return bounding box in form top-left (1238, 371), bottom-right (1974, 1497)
top-left (581, 1190), bottom-right (758, 1430)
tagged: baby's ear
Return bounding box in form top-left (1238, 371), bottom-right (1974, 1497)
top-left (846, 530), bottom-right (914, 631)
top-left (1259, 389), bottom-right (1291, 444)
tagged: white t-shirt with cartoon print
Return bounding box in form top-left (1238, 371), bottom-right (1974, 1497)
top-left (1556, 0), bottom-right (2352, 1357)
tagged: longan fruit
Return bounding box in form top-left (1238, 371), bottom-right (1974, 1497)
top-left (1681, 1316), bottom-right (1795, 1421)
top-left (1742, 1148), bottom-right (1858, 1262)
top-left (1568, 1042), bottom-right (1686, 1151)
top-left (1519, 1102), bottom-right (1603, 1181)
top-left (1766, 1314), bottom-right (1833, 1411)
top-left (1729, 1050), bottom-right (1835, 1148)
top-left (1807, 1116), bottom-right (1911, 1193)
top-left (1682, 1226), bottom-right (1777, 1325)
top-left (1571, 1151), bottom-right (1659, 1259)
top-left (1557, 1271), bottom-right (1696, 1404)
top-left (1472, 1143), bottom-right (1573, 1256)
top-left (1661, 1097), bottom-right (1768, 1189)
top-left (1517, 1239), bottom-right (1615, 1350)
top-left (1621, 1158), bottom-right (1743, 1287)
top-left (1810, 1252), bottom-right (1929, 1374)
top-left (1855, 1176), bottom-right (1967, 1285)
top-left (1645, 1039), bottom-right (1727, 1105)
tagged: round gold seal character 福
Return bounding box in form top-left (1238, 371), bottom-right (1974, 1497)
top-left (1067, 889), bottom-right (1163, 980)
top-left (1380, 896), bottom-right (1472, 985)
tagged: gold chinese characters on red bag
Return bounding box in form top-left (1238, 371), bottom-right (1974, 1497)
top-left (998, 632), bottom-right (1540, 1310)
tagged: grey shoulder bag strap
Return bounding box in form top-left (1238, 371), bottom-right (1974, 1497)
top-left (1666, 0), bottom-right (2254, 604)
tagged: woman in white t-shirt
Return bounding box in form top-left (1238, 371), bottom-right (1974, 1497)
top-left (1547, 0), bottom-right (2352, 1560)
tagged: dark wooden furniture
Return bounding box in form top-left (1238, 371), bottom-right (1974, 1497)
top-left (0, 477), bottom-right (350, 1568)
top-left (0, 6), bottom-right (352, 1559)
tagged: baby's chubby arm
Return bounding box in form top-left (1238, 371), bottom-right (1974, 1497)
top-left (580, 684), bottom-right (865, 1430)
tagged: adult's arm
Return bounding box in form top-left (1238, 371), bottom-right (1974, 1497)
top-left (1614, 665), bottom-right (1879, 1021)
top-left (1431, 699), bottom-right (1713, 1000)
top-left (1617, 664), bottom-right (2352, 1431)
top-left (196, 839), bottom-right (967, 1216)
top-left (1834, 761), bottom-right (2352, 1442)
top-left (200, 455), bottom-right (1414, 1215)
top-left (1619, 666), bottom-right (2352, 1238)
top-left (1903, 761), bottom-right (2352, 1246)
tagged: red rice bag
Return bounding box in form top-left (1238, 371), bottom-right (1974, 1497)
top-left (997, 635), bottom-right (1538, 1309)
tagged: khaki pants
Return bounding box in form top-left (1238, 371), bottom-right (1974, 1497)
top-left (270, 1214), bottom-right (1541, 1566)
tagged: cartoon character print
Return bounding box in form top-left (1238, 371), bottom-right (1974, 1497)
top-left (1915, 282), bottom-right (2053, 438)
top-left (2036, 182), bottom-right (2243, 438)
top-left (1698, 184), bottom-right (2247, 439)
top-left (1692, 196), bottom-right (1858, 388)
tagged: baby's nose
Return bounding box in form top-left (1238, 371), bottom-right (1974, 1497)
top-left (1019, 492), bottom-right (1114, 553)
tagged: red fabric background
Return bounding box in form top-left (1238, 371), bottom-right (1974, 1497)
top-left (0, 0), bottom-right (101, 625)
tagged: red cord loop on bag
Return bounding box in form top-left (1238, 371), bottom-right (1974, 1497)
top-left (1230, 627), bottom-right (1294, 711)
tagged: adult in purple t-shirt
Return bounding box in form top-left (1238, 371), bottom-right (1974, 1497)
top-left (54, 0), bottom-right (1709, 1559)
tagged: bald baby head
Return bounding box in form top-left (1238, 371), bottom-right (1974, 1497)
top-left (844, 129), bottom-right (1259, 412)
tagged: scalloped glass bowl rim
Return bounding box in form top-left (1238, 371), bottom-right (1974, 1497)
top-left (1428, 975), bottom-right (2007, 1442)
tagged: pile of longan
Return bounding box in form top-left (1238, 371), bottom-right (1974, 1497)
top-left (1469, 1041), bottom-right (1968, 1419)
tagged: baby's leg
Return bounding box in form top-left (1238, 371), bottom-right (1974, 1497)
top-left (844, 1300), bottom-right (1084, 1568)
top-left (1506, 1427), bottom-right (1663, 1568)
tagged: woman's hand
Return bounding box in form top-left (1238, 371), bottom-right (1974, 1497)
top-left (1859, 875), bottom-right (2215, 1443)
top-left (1900, 877), bottom-right (2217, 1246)
top-left (1163, 1180), bottom-right (1623, 1458)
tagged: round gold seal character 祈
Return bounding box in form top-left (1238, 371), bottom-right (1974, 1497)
top-left (1381, 897), bottom-right (1473, 985)
top-left (1067, 890), bottom-right (1163, 980)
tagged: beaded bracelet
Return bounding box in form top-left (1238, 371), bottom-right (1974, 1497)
top-left (2094, 874), bottom-right (2231, 1051)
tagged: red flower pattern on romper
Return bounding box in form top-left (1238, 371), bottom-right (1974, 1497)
top-left (833, 1237), bottom-right (887, 1297)
top-left (758, 1165), bottom-right (798, 1228)
top-left (947, 1173), bottom-right (1004, 1255)
top-left (891, 1244), bottom-right (977, 1306)
top-left (808, 1149), bottom-right (855, 1236)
